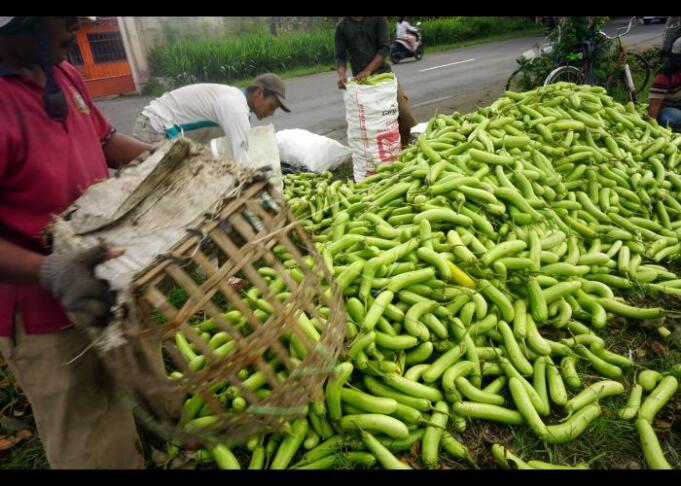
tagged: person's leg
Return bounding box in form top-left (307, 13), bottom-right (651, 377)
top-left (406, 34), bottom-right (417, 52)
top-left (0, 314), bottom-right (145, 469)
top-left (395, 81), bottom-right (418, 148)
top-left (658, 107), bottom-right (681, 133)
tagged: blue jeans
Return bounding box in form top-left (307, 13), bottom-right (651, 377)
top-left (658, 107), bottom-right (681, 133)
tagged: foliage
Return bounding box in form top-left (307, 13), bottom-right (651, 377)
top-left (508, 17), bottom-right (614, 92)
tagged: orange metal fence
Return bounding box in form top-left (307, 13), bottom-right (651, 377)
top-left (69, 18), bottom-right (135, 98)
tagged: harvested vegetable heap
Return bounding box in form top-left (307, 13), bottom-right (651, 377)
top-left (178, 82), bottom-right (681, 470)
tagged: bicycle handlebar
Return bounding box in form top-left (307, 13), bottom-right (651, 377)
top-left (598, 17), bottom-right (634, 40)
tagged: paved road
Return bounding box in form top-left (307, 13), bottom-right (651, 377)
top-left (97, 19), bottom-right (666, 139)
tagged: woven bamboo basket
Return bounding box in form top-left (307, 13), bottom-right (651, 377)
top-left (45, 137), bottom-right (346, 449)
top-left (108, 178), bottom-right (347, 448)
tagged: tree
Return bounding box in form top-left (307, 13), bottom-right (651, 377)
top-left (269, 17), bottom-right (278, 36)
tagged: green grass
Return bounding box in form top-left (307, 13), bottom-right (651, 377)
top-left (0, 434), bottom-right (49, 470)
top-left (149, 29), bottom-right (338, 89)
top-left (424, 27), bottom-right (543, 55)
top-left (418, 17), bottom-right (537, 49)
top-left (0, 361), bottom-right (48, 469)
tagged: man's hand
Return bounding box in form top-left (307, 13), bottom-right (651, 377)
top-left (354, 70), bottom-right (372, 83)
top-left (40, 245), bottom-right (122, 329)
top-left (337, 76), bottom-right (348, 90)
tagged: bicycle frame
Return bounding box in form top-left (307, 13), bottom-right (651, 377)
top-left (546, 17), bottom-right (638, 97)
top-left (607, 36), bottom-right (636, 95)
top-left (561, 40), bottom-right (598, 84)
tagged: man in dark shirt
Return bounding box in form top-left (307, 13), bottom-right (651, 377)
top-left (335, 16), bottom-right (417, 148)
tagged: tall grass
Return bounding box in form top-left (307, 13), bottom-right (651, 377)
top-left (417, 16), bottom-right (536, 46)
top-left (150, 17), bottom-right (537, 88)
top-left (150, 30), bottom-right (336, 88)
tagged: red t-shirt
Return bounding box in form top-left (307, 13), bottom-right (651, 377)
top-left (0, 61), bottom-right (114, 337)
top-left (648, 63), bottom-right (681, 109)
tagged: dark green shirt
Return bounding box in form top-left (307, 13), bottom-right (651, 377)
top-left (335, 17), bottom-right (392, 76)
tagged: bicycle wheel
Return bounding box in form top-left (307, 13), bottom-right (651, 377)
top-left (506, 67), bottom-right (541, 92)
top-left (606, 52), bottom-right (651, 96)
top-left (544, 66), bottom-right (584, 86)
top-left (505, 68), bottom-right (524, 91)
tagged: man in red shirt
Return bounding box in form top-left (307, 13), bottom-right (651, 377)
top-left (0, 17), bottom-right (153, 468)
top-left (648, 37), bottom-right (681, 133)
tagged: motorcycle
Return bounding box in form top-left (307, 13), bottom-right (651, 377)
top-left (390, 22), bottom-right (424, 64)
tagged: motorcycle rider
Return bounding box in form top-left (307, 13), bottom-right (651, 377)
top-left (396, 17), bottom-right (418, 53)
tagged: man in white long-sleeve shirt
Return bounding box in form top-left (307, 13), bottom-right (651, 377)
top-left (133, 73), bottom-right (290, 163)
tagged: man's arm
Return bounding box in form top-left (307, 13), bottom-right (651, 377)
top-left (354, 54), bottom-right (386, 82)
top-left (337, 65), bottom-right (348, 90)
top-left (103, 132), bottom-right (152, 169)
top-left (354, 18), bottom-right (391, 81)
top-left (0, 239), bottom-right (44, 284)
top-left (215, 99), bottom-right (251, 164)
top-left (335, 23), bottom-right (349, 90)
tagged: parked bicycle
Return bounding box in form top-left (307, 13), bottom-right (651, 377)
top-left (506, 17), bottom-right (651, 102)
top-left (505, 18), bottom-right (569, 93)
top-left (543, 17), bottom-right (650, 101)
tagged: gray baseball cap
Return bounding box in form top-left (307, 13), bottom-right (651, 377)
top-left (254, 73), bottom-right (291, 113)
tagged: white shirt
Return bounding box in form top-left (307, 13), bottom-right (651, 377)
top-left (141, 84), bottom-right (252, 163)
top-left (396, 21), bottom-right (416, 38)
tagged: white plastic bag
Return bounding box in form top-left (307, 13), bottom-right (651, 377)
top-left (411, 122), bottom-right (428, 136)
top-left (275, 129), bottom-right (352, 173)
top-left (210, 125), bottom-right (284, 195)
top-left (344, 77), bottom-right (401, 181)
